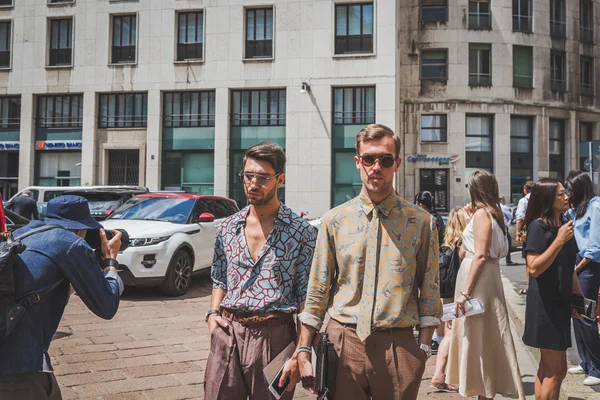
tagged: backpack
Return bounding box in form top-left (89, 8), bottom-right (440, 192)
top-left (439, 245), bottom-right (461, 299)
top-left (0, 224), bottom-right (64, 344)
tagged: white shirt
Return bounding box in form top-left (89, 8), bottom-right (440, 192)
top-left (515, 193), bottom-right (530, 221)
top-left (500, 203), bottom-right (512, 225)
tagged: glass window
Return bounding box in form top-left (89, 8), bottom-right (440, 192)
top-left (36, 151), bottom-right (82, 187)
top-left (0, 96), bottom-right (20, 130)
top-left (0, 1), bottom-right (12, 7)
top-left (333, 87), bottom-right (375, 125)
top-left (177, 11), bottom-right (203, 61)
top-left (469, 0), bottom-right (491, 30)
top-left (551, 51), bottom-right (566, 92)
top-left (581, 122), bottom-right (594, 142)
top-left (37, 95), bottom-right (82, 128)
top-left (513, 45), bottom-right (533, 88)
top-left (549, 119), bottom-right (565, 179)
top-left (580, 56), bottom-right (594, 96)
top-left (421, 49), bottom-right (447, 80)
top-left (510, 116), bottom-right (532, 152)
top-left (466, 115), bottom-right (493, 152)
top-left (0, 20), bottom-right (11, 68)
top-left (469, 43), bottom-right (491, 86)
top-left (550, 0), bottom-right (566, 37)
top-left (49, 18), bottom-right (72, 66)
top-left (98, 93), bottom-right (147, 128)
top-left (111, 14), bottom-right (136, 64)
top-left (231, 89), bottom-right (285, 127)
top-left (513, 0), bottom-right (532, 32)
top-left (421, 114), bottom-right (447, 142)
top-left (421, 0), bottom-right (447, 22)
top-left (163, 91), bottom-right (215, 128)
top-left (580, 0), bottom-right (594, 44)
top-left (420, 169), bottom-right (448, 212)
top-left (335, 3), bottom-right (373, 55)
top-left (245, 8), bottom-right (273, 58)
top-left (332, 151), bottom-right (361, 207)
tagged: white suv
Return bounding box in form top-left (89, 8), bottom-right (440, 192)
top-left (102, 193), bottom-right (239, 296)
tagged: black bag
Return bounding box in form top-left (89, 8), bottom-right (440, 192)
top-left (439, 245), bottom-right (460, 299)
top-left (313, 332), bottom-right (337, 400)
top-left (0, 225), bottom-right (64, 344)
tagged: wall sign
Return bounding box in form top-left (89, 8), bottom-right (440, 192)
top-left (406, 154), bottom-right (459, 165)
top-left (36, 140), bottom-right (83, 150)
top-left (0, 141), bottom-right (19, 150)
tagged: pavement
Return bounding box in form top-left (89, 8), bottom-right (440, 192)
top-left (46, 256), bottom-right (598, 400)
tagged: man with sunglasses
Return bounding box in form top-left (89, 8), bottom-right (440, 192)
top-left (204, 142), bottom-right (317, 400)
top-left (295, 124), bottom-right (442, 399)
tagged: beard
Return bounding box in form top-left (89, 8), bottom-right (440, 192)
top-left (246, 184), bottom-right (278, 206)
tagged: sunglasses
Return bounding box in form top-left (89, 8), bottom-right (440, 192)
top-left (358, 154), bottom-right (396, 168)
top-left (238, 172), bottom-right (281, 186)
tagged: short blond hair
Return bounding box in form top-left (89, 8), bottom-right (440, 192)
top-left (355, 124), bottom-right (401, 158)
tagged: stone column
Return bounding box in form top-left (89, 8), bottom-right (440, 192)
top-left (213, 87), bottom-right (229, 197)
top-left (18, 93), bottom-right (34, 189)
top-left (145, 89), bottom-right (161, 190)
top-left (80, 91), bottom-right (97, 186)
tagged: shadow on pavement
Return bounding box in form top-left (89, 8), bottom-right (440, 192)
top-left (119, 269), bottom-right (213, 302)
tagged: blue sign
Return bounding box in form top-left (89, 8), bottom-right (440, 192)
top-left (407, 154), bottom-right (453, 164)
top-left (0, 142), bottom-right (19, 150)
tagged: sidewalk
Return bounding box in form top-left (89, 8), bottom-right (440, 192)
top-left (502, 250), bottom-right (600, 400)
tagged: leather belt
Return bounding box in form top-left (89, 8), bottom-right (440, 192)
top-left (222, 309), bottom-right (294, 327)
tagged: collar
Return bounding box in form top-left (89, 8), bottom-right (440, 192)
top-left (235, 203), bottom-right (292, 230)
top-left (358, 191), bottom-right (398, 218)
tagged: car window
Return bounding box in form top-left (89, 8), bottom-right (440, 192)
top-left (75, 193), bottom-right (122, 212)
top-left (195, 199), bottom-right (215, 216)
top-left (227, 201), bottom-right (240, 215)
top-left (44, 191), bottom-right (66, 202)
top-left (213, 200), bottom-right (231, 219)
top-left (110, 197), bottom-right (195, 224)
top-left (29, 190), bottom-right (40, 202)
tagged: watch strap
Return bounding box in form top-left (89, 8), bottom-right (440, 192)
top-left (101, 258), bottom-right (119, 268)
top-left (205, 309), bottom-right (221, 322)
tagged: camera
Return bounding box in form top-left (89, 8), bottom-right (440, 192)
top-left (85, 227), bottom-right (129, 254)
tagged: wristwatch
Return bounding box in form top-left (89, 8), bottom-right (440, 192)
top-left (419, 343), bottom-right (432, 359)
top-left (205, 309), bottom-right (221, 322)
top-left (101, 258), bottom-right (119, 268)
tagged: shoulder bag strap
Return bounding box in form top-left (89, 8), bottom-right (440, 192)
top-left (12, 224), bottom-right (64, 242)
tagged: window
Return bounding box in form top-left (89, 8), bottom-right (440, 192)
top-left (510, 116), bottom-right (534, 203)
top-left (513, 0), bottom-right (532, 32)
top-left (163, 91), bottom-right (215, 127)
top-left (419, 169), bottom-right (448, 212)
top-left (513, 45), bottom-right (533, 88)
top-left (466, 114), bottom-right (494, 171)
top-left (177, 11), bottom-right (203, 61)
top-left (0, 96), bottom-right (20, 130)
top-left (48, 0), bottom-right (75, 4)
top-left (334, 3), bottom-right (373, 55)
top-left (469, 43), bottom-right (491, 86)
top-left (231, 89), bottom-right (285, 126)
top-left (551, 51), bottom-right (566, 92)
top-left (580, 122), bottom-right (595, 170)
top-left (421, 49), bottom-right (447, 80)
top-left (111, 15), bottom-right (136, 64)
top-left (49, 18), bottom-right (72, 66)
top-left (245, 8), bottom-right (273, 59)
top-left (37, 95), bottom-right (83, 128)
top-left (581, 121), bottom-right (593, 142)
top-left (0, 21), bottom-right (11, 68)
top-left (421, 0), bottom-right (447, 22)
top-left (0, 0), bottom-right (12, 8)
top-left (550, 0), bottom-right (566, 38)
top-left (469, 0), bottom-right (491, 30)
top-left (549, 119), bottom-right (565, 180)
top-left (580, 0), bottom-right (594, 44)
top-left (421, 115), bottom-right (447, 142)
top-left (98, 93), bottom-right (147, 128)
top-left (333, 87), bottom-right (375, 125)
top-left (580, 56), bottom-right (594, 96)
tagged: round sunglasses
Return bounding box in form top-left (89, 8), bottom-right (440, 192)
top-left (358, 154), bottom-right (397, 168)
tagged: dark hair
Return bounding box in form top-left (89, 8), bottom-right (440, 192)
top-left (243, 142), bottom-right (286, 174)
top-left (565, 170), bottom-right (595, 219)
top-left (415, 191), bottom-right (434, 211)
top-left (523, 178), bottom-right (562, 229)
top-left (468, 170), bottom-right (506, 233)
top-left (355, 123), bottom-right (401, 158)
top-left (524, 180), bottom-right (534, 193)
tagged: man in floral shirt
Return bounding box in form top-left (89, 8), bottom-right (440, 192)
top-left (204, 142), bottom-right (317, 400)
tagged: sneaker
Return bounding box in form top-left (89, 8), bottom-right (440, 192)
top-left (583, 376), bottom-right (600, 386)
top-left (431, 340), bottom-right (439, 355)
top-left (506, 261), bottom-right (519, 266)
top-left (568, 365), bottom-right (586, 375)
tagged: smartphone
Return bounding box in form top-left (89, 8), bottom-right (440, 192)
top-left (268, 359), bottom-right (290, 399)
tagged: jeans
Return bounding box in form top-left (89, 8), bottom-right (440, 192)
top-left (573, 260), bottom-right (600, 378)
top-left (505, 231), bottom-right (512, 263)
top-left (0, 372), bottom-right (62, 399)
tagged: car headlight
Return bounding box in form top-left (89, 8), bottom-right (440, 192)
top-left (128, 236), bottom-right (171, 247)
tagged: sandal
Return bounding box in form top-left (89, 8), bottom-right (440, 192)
top-left (430, 382), bottom-right (459, 393)
top-left (519, 288), bottom-right (528, 295)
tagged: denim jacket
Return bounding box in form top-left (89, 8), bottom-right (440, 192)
top-left (568, 197), bottom-right (600, 264)
top-left (0, 221), bottom-right (124, 376)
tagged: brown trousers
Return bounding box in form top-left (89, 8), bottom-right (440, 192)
top-left (327, 319), bottom-right (426, 400)
top-left (0, 372), bottom-right (62, 400)
top-left (204, 318), bottom-right (296, 400)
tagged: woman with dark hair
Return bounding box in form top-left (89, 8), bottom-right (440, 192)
top-left (415, 191), bottom-right (445, 246)
top-left (446, 170), bottom-right (525, 400)
top-left (564, 170), bottom-right (600, 386)
top-left (522, 178), bottom-right (581, 397)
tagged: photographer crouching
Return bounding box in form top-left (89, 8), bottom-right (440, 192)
top-left (0, 195), bottom-right (124, 399)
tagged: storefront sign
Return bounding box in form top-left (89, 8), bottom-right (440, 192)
top-left (406, 154), bottom-right (458, 165)
top-left (0, 141), bottom-right (19, 150)
top-left (36, 140), bottom-right (83, 150)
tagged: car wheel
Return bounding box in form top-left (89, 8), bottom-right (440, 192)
top-left (160, 249), bottom-right (193, 297)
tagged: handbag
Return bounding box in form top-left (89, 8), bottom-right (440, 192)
top-left (439, 245), bottom-right (460, 299)
top-left (312, 332), bottom-right (338, 400)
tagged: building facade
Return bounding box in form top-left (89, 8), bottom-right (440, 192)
top-left (0, 0), bottom-right (599, 216)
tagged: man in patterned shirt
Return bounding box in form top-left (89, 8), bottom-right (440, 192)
top-left (294, 124), bottom-right (442, 399)
top-left (203, 142), bottom-right (317, 400)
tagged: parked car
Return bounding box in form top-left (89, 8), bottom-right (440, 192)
top-left (101, 193), bottom-right (240, 297)
top-left (62, 188), bottom-right (149, 221)
top-left (4, 208), bottom-right (29, 232)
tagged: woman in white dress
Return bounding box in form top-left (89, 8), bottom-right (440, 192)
top-left (446, 170), bottom-right (525, 399)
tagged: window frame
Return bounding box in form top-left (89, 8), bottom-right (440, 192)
top-left (469, 43), bottom-right (492, 86)
top-left (580, 55), bottom-right (594, 96)
top-left (550, 50), bottom-right (566, 92)
top-left (580, 0), bottom-right (594, 44)
top-left (465, 114), bottom-right (494, 171)
top-left (163, 91), bottom-right (216, 128)
top-left (230, 89), bottom-right (286, 127)
top-left (110, 14), bottom-right (138, 65)
top-left (420, 114), bottom-right (447, 143)
top-left (420, 0), bottom-right (448, 23)
top-left (468, 0), bottom-right (491, 30)
top-left (334, 2), bottom-right (374, 56)
top-left (47, 17), bottom-right (74, 68)
top-left (47, 0), bottom-right (75, 5)
top-left (419, 169), bottom-right (449, 212)
top-left (244, 7), bottom-right (274, 60)
top-left (550, 0), bottom-right (566, 38)
top-left (513, 45), bottom-right (533, 88)
top-left (0, 20), bottom-right (12, 70)
top-left (97, 92), bottom-right (148, 129)
top-left (36, 94), bottom-right (83, 128)
top-left (513, 0), bottom-right (533, 32)
top-left (0, 95), bottom-right (20, 130)
top-left (332, 86), bottom-right (376, 126)
top-left (0, 0), bottom-right (13, 9)
top-left (175, 10), bottom-right (205, 63)
top-left (549, 118), bottom-right (566, 180)
top-left (420, 48), bottom-right (448, 81)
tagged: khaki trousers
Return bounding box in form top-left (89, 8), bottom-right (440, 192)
top-left (327, 319), bottom-right (426, 400)
top-left (0, 372), bottom-right (62, 400)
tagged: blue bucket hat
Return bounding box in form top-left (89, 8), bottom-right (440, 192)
top-left (44, 195), bottom-right (101, 230)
